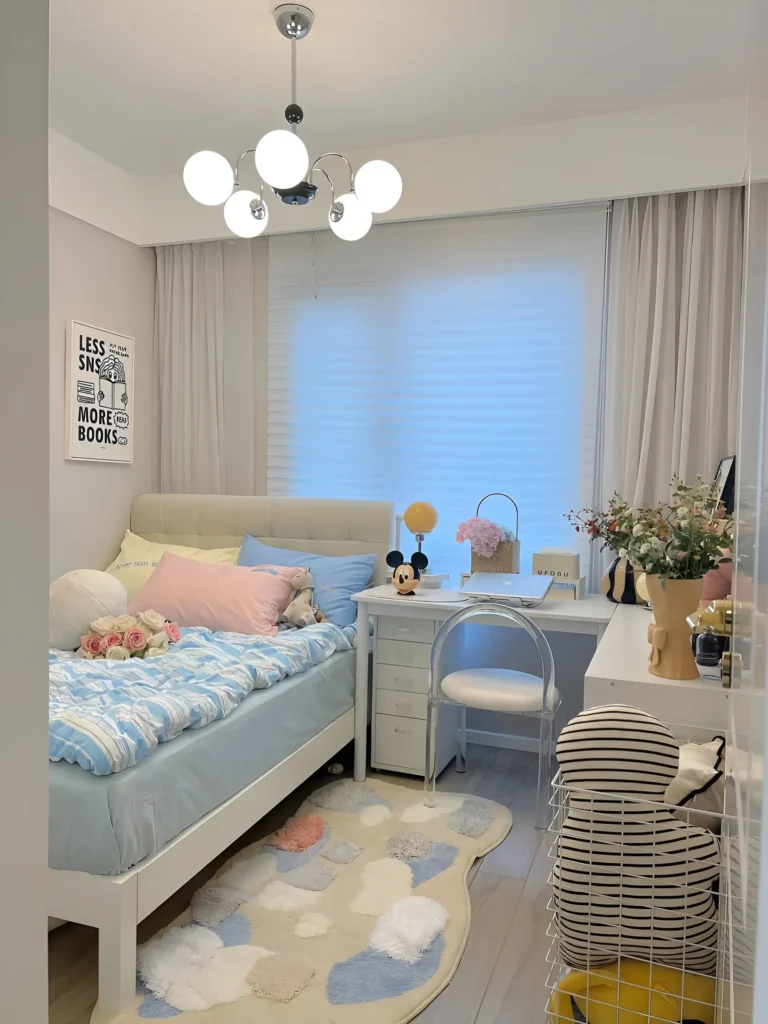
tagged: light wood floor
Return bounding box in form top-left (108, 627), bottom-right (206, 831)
top-left (49, 744), bottom-right (553, 1024)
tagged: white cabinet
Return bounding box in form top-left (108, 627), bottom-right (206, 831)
top-left (371, 616), bottom-right (457, 776)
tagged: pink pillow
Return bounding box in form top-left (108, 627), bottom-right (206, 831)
top-left (701, 551), bottom-right (733, 603)
top-left (129, 554), bottom-right (303, 636)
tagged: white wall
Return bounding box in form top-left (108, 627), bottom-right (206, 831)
top-left (0, 1), bottom-right (50, 1019)
top-left (51, 96), bottom-right (752, 247)
top-left (49, 209), bottom-right (158, 579)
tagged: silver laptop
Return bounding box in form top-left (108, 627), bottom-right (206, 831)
top-left (461, 572), bottom-right (553, 606)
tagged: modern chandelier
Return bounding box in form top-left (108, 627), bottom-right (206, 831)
top-left (182, 4), bottom-right (402, 241)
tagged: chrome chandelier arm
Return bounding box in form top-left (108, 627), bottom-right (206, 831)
top-left (309, 152), bottom-right (355, 192)
top-left (311, 164), bottom-right (336, 204)
top-left (233, 149), bottom-right (257, 187)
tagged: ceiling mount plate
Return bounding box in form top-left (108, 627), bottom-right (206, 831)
top-left (274, 4), bottom-right (314, 40)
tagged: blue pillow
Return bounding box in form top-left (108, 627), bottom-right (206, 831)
top-left (238, 536), bottom-right (376, 628)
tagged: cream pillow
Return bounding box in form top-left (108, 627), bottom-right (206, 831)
top-left (106, 529), bottom-right (239, 600)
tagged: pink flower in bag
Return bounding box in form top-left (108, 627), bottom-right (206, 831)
top-left (123, 626), bottom-right (149, 653)
top-left (163, 621), bottom-right (182, 643)
top-left (99, 632), bottom-right (123, 653)
top-left (81, 633), bottom-right (103, 657)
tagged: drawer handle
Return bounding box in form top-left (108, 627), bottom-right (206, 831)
top-left (394, 727), bottom-right (413, 735)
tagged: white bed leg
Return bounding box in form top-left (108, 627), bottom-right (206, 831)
top-left (90, 875), bottom-right (138, 1024)
top-left (354, 601), bottom-right (369, 782)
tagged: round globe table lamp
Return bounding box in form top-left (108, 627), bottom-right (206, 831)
top-left (402, 502), bottom-right (439, 555)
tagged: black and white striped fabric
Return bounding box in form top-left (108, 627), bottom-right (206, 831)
top-left (553, 705), bottom-right (720, 975)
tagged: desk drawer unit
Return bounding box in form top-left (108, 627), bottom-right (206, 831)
top-left (376, 689), bottom-right (428, 720)
top-left (374, 714), bottom-right (427, 772)
top-left (372, 616), bottom-right (455, 775)
top-left (377, 638), bottom-right (432, 669)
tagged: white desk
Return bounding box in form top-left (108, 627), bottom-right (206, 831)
top-left (351, 587), bottom-right (615, 781)
top-left (585, 604), bottom-right (730, 737)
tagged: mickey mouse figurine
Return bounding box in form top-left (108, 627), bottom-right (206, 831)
top-left (386, 550), bottom-right (429, 595)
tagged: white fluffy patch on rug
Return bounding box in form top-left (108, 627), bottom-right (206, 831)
top-left (349, 857), bottom-right (413, 916)
top-left (294, 912), bottom-right (332, 938)
top-left (360, 804), bottom-right (393, 827)
top-left (399, 794), bottom-right (464, 823)
top-left (138, 923), bottom-right (224, 998)
top-left (166, 945), bottom-right (272, 1012)
top-left (216, 851), bottom-right (276, 895)
top-left (258, 880), bottom-right (322, 912)
top-left (369, 896), bottom-right (450, 963)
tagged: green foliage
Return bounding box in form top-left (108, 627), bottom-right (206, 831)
top-left (565, 476), bottom-right (733, 581)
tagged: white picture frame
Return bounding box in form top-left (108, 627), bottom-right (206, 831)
top-left (66, 320), bottom-right (135, 463)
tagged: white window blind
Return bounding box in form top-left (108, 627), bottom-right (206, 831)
top-left (268, 207), bottom-right (608, 579)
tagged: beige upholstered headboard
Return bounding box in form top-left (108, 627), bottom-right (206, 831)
top-left (130, 494), bottom-right (394, 584)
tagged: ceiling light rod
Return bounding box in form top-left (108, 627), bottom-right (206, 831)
top-left (182, 4), bottom-right (402, 240)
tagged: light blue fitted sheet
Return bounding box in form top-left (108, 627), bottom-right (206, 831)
top-left (49, 649), bottom-right (355, 875)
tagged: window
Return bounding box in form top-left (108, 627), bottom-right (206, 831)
top-left (268, 206), bottom-right (608, 580)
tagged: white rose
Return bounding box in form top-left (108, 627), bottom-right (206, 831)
top-left (678, 519), bottom-right (688, 530)
top-left (640, 543), bottom-right (650, 554)
top-left (144, 646), bottom-right (166, 658)
top-left (632, 523), bottom-right (644, 536)
top-left (90, 616), bottom-right (117, 636)
top-left (148, 631), bottom-right (169, 652)
top-left (106, 645), bottom-right (130, 661)
top-left (75, 647), bottom-right (94, 659)
top-left (115, 614), bottom-right (138, 632)
top-left (619, 548), bottom-right (628, 558)
top-left (677, 506), bottom-right (689, 516)
top-left (138, 610), bottom-right (166, 633)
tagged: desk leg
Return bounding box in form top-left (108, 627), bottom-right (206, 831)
top-left (354, 602), bottom-right (369, 782)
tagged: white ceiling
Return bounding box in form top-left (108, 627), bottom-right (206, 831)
top-left (50, 0), bottom-right (748, 178)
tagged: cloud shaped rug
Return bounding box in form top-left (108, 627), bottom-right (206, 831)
top-left (111, 778), bottom-right (512, 1024)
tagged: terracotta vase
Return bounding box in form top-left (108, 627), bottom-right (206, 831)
top-left (645, 575), bottom-right (703, 680)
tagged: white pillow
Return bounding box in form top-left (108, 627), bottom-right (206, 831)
top-left (50, 570), bottom-right (128, 651)
top-left (666, 736), bottom-right (725, 833)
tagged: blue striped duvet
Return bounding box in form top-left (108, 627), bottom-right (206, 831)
top-left (49, 623), bottom-right (356, 775)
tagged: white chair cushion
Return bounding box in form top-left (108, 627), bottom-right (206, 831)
top-left (440, 668), bottom-right (559, 713)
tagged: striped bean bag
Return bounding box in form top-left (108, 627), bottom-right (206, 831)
top-left (553, 705), bottom-right (720, 975)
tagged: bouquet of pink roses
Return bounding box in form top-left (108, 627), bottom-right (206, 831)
top-left (76, 611), bottom-right (182, 661)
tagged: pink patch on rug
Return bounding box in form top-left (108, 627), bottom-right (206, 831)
top-left (266, 815), bottom-right (326, 853)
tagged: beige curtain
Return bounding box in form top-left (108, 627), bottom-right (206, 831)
top-left (155, 238), bottom-right (268, 494)
top-left (604, 188), bottom-right (743, 507)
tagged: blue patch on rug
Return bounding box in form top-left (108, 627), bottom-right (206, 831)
top-left (210, 911), bottom-right (251, 946)
top-left (136, 979), bottom-right (182, 1019)
top-left (327, 934), bottom-right (445, 1004)
top-left (308, 780), bottom-right (393, 814)
top-left (406, 842), bottom-right (459, 886)
top-left (266, 824), bottom-right (331, 873)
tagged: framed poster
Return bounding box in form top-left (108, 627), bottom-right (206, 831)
top-left (66, 321), bottom-right (134, 463)
top-left (714, 455), bottom-right (736, 514)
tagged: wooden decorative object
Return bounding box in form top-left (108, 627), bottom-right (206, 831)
top-left (645, 575), bottom-right (703, 680)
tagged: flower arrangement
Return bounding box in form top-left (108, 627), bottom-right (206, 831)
top-left (565, 475), bottom-right (732, 581)
top-left (76, 610), bottom-right (182, 661)
top-left (456, 517), bottom-right (516, 558)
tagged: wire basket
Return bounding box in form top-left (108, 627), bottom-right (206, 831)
top-left (543, 718), bottom-right (758, 1024)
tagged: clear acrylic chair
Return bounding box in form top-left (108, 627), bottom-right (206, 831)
top-left (424, 602), bottom-right (559, 830)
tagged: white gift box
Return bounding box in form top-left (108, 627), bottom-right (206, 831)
top-left (532, 548), bottom-right (580, 581)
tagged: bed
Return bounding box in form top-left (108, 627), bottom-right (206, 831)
top-left (47, 493), bottom-right (393, 1023)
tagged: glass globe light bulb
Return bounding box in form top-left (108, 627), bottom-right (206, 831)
top-left (254, 130), bottom-right (309, 189)
top-left (329, 193), bottom-right (372, 241)
top-left (183, 151), bottom-right (234, 206)
top-left (354, 160), bottom-right (402, 213)
top-left (223, 190), bottom-right (269, 238)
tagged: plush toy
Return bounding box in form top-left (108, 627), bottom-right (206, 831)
top-left (386, 550), bottom-right (428, 595)
top-left (548, 959), bottom-right (716, 1024)
top-left (279, 570), bottom-right (326, 628)
top-left (49, 569), bottom-right (128, 650)
top-left (553, 704), bottom-right (720, 976)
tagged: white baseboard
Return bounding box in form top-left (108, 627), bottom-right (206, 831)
top-left (466, 728), bottom-right (540, 754)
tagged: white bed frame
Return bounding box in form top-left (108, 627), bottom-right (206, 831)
top-left (48, 494), bottom-right (392, 1022)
